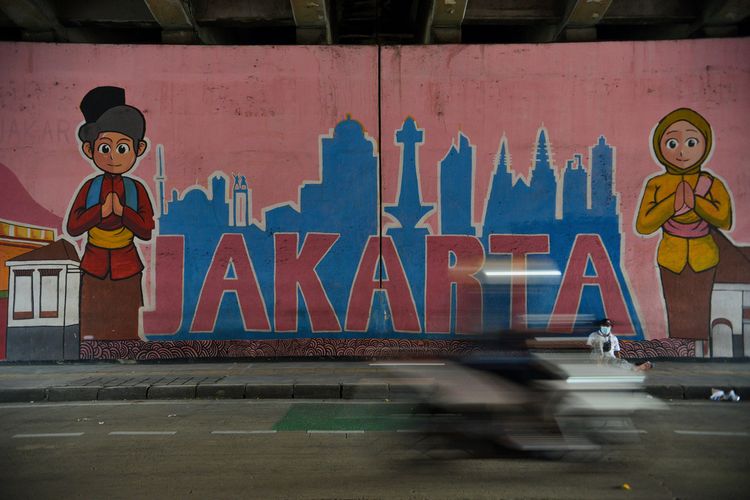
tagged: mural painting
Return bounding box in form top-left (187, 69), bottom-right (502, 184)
top-left (379, 41), bottom-right (750, 359)
top-left (142, 118), bottom-right (638, 342)
top-left (0, 221), bottom-right (58, 359)
top-left (636, 108), bottom-right (750, 356)
top-left (1, 40), bottom-right (748, 360)
top-left (67, 86), bottom-right (155, 341)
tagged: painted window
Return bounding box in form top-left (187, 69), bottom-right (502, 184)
top-left (12, 269), bottom-right (33, 320)
top-left (39, 268), bottom-right (61, 319)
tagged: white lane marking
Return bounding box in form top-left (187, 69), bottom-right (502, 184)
top-left (369, 362), bottom-right (445, 367)
top-left (674, 430), bottom-right (750, 437)
top-left (605, 429), bottom-right (648, 434)
top-left (211, 430), bottom-right (277, 435)
top-left (109, 431), bottom-right (176, 436)
top-left (307, 430), bottom-right (365, 434)
top-left (396, 429), bottom-right (419, 433)
top-left (12, 432), bottom-right (84, 438)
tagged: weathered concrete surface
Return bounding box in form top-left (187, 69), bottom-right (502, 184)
top-left (245, 384), bottom-right (294, 399)
top-left (342, 382), bottom-right (389, 399)
top-left (0, 387), bottom-right (46, 403)
top-left (97, 385), bottom-right (149, 401)
top-left (147, 385), bottom-right (196, 399)
top-left (293, 384), bottom-right (341, 399)
top-left (0, 361), bottom-right (748, 402)
top-left (0, 400), bottom-right (748, 499)
top-left (47, 385), bottom-right (101, 402)
top-left (195, 384), bottom-right (245, 399)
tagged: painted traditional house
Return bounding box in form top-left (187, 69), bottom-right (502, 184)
top-left (0, 219), bottom-right (57, 295)
top-left (708, 232), bottom-right (750, 358)
top-left (5, 239), bottom-right (81, 361)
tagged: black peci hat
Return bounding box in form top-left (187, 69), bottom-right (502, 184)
top-left (77, 86), bottom-right (145, 146)
top-left (600, 318), bottom-right (613, 326)
top-left (80, 86), bottom-right (126, 124)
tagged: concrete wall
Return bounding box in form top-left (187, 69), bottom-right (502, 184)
top-left (1, 40), bottom-right (748, 359)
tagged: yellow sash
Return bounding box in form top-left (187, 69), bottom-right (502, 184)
top-left (88, 226), bottom-right (134, 249)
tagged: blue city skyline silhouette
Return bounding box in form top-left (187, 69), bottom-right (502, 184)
top-left (153, 116), bottom-right (644, 340)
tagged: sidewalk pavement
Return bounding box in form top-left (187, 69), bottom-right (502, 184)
top-left (0, 358), bottom-right (748, 403)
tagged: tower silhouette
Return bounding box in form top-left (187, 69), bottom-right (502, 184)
top-left (440, 133), bottom-right (475, 235)
top-left (154, 144), bottom-right (167, 216)
top-left (590, 136), bottom-right (617, 217)
top-left (384, 118), bottom-right (435, 332)
top-left (527, 128), bottom-right (557, 222)
top-left (562, 154), bottom-right (587, 220)
top-left (232, 174), bottom-right (250, 227)
top-left (482, 138), bottom-right (515, 238)
top-left (384, 118), bottom-right (434, 229)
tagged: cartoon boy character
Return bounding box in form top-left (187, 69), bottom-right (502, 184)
top-left (635, 108), bottom-right (732, 341)
top-left (66, 86), bottom-right (155, 340)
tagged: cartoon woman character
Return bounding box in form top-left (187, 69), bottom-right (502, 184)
top-left (66, 87), bottom-right (155, 340)
top-left (636, 108), bottom-right (732, 341)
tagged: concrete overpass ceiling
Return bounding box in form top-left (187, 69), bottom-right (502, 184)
top-left (0, 0), bottom-right (747, 44)
top-left (0, 7), bottom-right (21, 41)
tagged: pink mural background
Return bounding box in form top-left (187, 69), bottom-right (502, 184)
top-left (1, 39), bottom-right (749, 351)
top-left (380, 39), bottom-right (750, 339)
top-left (0, 43), bottom-right (377, 310)
top-left (0, 43), bottom-right (378, 231)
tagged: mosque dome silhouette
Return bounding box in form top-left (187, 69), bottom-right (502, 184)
top-left (333, 114), bottom-right (367, 143)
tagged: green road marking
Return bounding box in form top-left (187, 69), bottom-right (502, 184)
top-left (273, 403), bottom-right (419, 431)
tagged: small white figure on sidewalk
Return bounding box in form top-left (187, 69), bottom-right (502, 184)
top-left (710, 388), bottom-right (740, 402)
top-left (587, 318), bottom-right (652, 372)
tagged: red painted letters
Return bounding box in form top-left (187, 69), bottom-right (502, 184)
top-left (551, 234), bottom-right (634, 334)
top-left (425, 235), bottom-right (484, 334)
top-left (190, 233), bottom-right (270, 332)
top-left (489, 234), bottom-right (550, 330)
top-left (274, 233), bottom-right (341, 332)
top-left (345, 236), bottom-right (420, 332)
top-left (141, 235), bottom-right (184, 336)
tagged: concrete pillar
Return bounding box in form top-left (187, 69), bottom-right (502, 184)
top-left (424, 0), bottom-right (467, 44)
top-left (290, 0), bottom-right (330, 44)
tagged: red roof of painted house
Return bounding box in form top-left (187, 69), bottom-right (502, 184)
top-left (0, 162), bottom-right (62, 232)
top-left (7, 239), bottom-right (80, 263)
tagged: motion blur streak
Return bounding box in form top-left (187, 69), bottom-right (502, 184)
top-left (384, 344), bottom-right (666, 460)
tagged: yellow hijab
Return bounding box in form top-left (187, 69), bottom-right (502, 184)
top-left (652, 108), bottom-right (713, 176)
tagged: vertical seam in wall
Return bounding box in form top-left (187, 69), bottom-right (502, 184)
top-left (375, 0), bottom-right (383, 289)
top-left (377, 44), bottom-right (383, 289)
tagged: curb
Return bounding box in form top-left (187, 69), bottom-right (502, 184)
top-left (342, 383), bottom-right (389, 400)
top-left (148, 385), bottom-right (197, 400)
top-left (98, 385), bottom-right (150, 401)
top-left (47, 386), bottom-right (101, 402)
top-left (293, 384), bottom-right (341, 399)
top-left (0, 384), bottom-right (746, 403)
top-left (0, 388), bottom-right (47, 403)
top-left (196, 384), bottom-right (246, 399)
top-left (644, 385), bottom-right (684, 400)
top-left (245, 384), bottom-right (294, 399)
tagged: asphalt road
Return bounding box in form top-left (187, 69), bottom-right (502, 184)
top-left (0, 399), bottom-right (748, 499)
